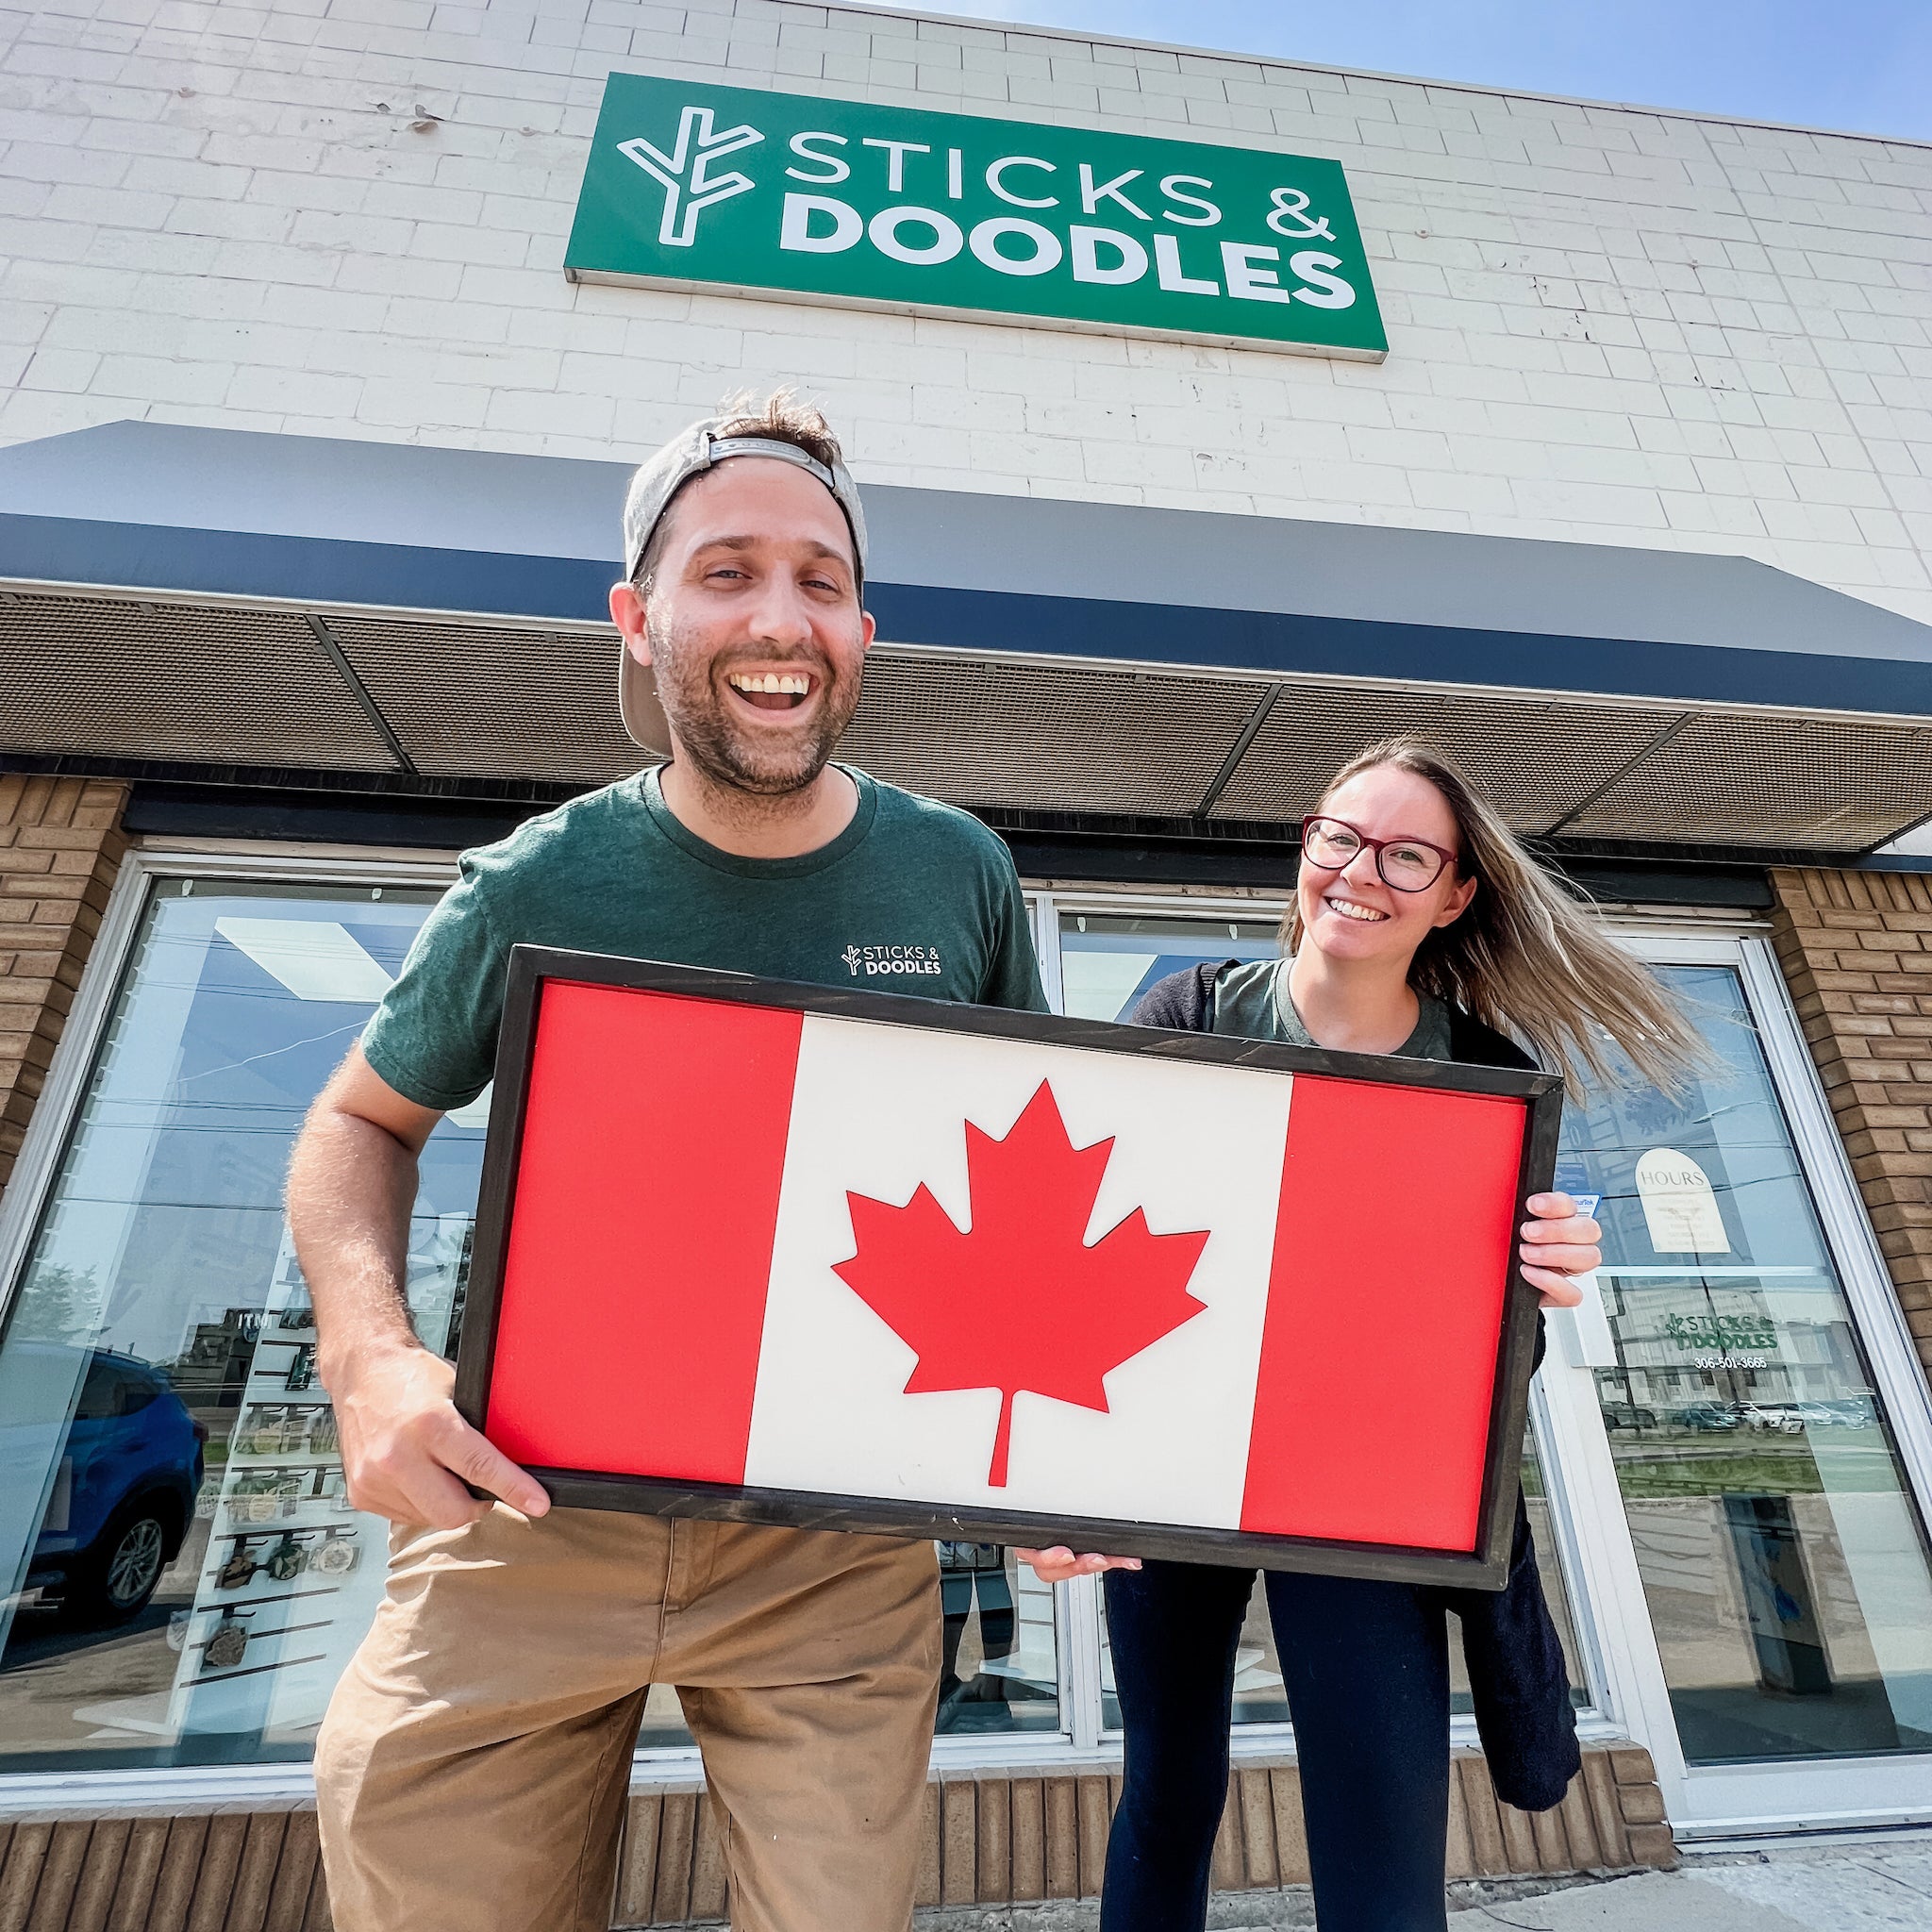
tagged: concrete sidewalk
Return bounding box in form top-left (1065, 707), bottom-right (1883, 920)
top-left (1446, 1837), bottom-right (1932, 1930)
top-left (917, 1830), bottom-right (1932, 1931)
top-left (1444, 1833), bottom-right (1932, 1931)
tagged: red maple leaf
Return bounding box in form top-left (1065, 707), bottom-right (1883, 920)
top-left (832, 1080), bottom-right (1210, 1487)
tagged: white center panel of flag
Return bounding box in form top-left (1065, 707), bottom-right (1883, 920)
top-left (741, 1014), bottom-right (1292, 1530)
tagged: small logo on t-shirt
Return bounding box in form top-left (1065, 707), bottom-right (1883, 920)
top-left (842, 943), bottom-right (942, 978)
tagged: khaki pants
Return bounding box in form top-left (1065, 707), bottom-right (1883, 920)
top-left (314, 1506), bottom-right (941, 1932)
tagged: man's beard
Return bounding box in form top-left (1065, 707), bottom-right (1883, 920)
top-left (647, 616), bottom-right (858, 798)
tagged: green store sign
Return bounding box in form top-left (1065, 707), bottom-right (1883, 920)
top-left (1665, 1313), bottom-right (1778, 1355)
top-left (566, 74), bottom-right (1388, 360)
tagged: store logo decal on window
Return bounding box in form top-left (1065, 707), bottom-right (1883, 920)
top-left (841, 943), bottom-right (941, 977)
top-left (1666, 1310), bottom-right (1774, 1370)
top-left (617, 105), bottom-right (762, 247)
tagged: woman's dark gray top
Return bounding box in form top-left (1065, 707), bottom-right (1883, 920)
top-left (1210, 956), bottom-right (1454, 1060)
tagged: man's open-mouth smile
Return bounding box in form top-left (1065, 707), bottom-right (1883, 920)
top-left (725, 669), bottom-right (818, 714)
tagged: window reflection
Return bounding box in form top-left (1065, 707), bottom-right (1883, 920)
top-left (1058, 912), bottom-right (1278, 1024)
top-left (934, 1544), bottom-right (1059, 1734)
top-left (0, 880), bottom-right (486, 1770)
top-left (0, 875), bottom-right (1064, 1772)
top-left (1557, 964), bottom-right (1932, 1764)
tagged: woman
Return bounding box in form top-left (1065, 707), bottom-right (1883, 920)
top-left (1024, 737), bottom-right (1703, 1932)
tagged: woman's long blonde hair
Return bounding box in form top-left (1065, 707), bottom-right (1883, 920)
top-left (1283, 736), bottom-right (1706, 1091)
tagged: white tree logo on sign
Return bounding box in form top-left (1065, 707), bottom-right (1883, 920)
top-left (618, 106), bottom-right (763, 247)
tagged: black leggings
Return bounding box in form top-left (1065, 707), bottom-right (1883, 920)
top-left (1103, 1560), bottom-right (1450, 1932)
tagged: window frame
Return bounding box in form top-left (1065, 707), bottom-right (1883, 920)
top-left (0, 848), bottom-right (464, 1814)
top-left (9, 861), bottom-right (1932, 1824)
top-left (1529, 928), bottom-right (1932, 1837)
top-left (1036, 900), bottom-right (1932, 1816)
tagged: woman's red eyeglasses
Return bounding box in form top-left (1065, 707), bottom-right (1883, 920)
top-left (1300, 815), bottom-right (1457, 892)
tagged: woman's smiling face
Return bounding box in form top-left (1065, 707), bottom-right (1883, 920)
top-left (1296, 764), bottom-right (1477, 966)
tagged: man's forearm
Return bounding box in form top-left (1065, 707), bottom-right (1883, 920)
top-left (288, 1107), bottom-right (425, 1375)
top-left (283, 1052), bottom-right (543, 1525)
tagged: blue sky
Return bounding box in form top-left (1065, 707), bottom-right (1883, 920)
top-left (908, 1), bottom-right (1932, 142)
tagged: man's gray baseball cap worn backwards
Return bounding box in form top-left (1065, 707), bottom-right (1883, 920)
top-left (618, 417), bottom-right (871, 756)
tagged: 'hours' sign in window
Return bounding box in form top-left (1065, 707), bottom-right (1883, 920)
top-left (566, 75), bottom-right (1389, 361)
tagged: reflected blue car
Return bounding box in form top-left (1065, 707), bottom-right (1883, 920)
top-left (18, 1345), bottom-right (205, 1625)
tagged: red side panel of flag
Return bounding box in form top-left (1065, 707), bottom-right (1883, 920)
top-left (1241, 1076), bottom-right (1523, 1551)
top-left (483, 982), bottom-right (801, 1484)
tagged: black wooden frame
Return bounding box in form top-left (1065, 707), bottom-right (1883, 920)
top-left (454, 946), bottom-right (1565, 1590)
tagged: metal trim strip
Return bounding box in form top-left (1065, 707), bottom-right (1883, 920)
top-left (8, 528), bottom-right (1932, 721)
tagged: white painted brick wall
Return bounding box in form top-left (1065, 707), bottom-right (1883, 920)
top-left (1, 0), bottom-right (1928, 618)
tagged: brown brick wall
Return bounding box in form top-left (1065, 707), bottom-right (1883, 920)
top-left (1770, 866), bottom-right (1932, 1384)
top-left (0, 1743), bottom-right (1674, 1928)
top-left (0, 774), bottom-right (130, 1198)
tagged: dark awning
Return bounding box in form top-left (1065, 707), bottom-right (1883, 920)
top-left (6, 419), bottom-right (1932, 854)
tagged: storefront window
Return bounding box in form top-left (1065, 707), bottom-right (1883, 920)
top-left (27, 883), bottom-right (1926, 1782)
top-left (0, 879), bottom-right (491, 1770)
top-left (1557, 964), bottom-right (1932, 1766)
top-left (934, 1547), bottom-right (1059, 1735)
top-left (0, 873), bottom-right (1061, 1776)
top-left (1059, 911), bottom-right (1591, 1730)
top-left (1058, 911), bottom-right (1278, 1022)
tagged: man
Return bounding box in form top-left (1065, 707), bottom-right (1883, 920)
top-left (291, 394), bottom-right (1602, 1932)
top-left (291, 396), bottom-right (1043, 1932)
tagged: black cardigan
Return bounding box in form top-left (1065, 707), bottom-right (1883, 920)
top-left (1130, 964), bottom-right (1582, 1812)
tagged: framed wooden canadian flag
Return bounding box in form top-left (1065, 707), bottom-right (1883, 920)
top-left (454, 948), bottom-right (1563, 1588)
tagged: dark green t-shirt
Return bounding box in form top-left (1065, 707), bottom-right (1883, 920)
top-left (1211, 957), bottom-right (1453, 1060)
top-left (361, 765), bottom-right (1047, 1110)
